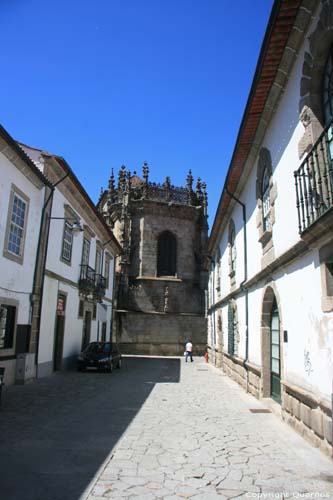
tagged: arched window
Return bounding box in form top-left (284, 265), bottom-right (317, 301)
top-left (157, 231), bottom-right (177, 277)
top-left (261, 164), bottom-right (271, 232)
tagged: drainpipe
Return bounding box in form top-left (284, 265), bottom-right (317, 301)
top-left (225, 188), bottom-right (249, 391)
top-left (32, 172), bottom-right (69, 373)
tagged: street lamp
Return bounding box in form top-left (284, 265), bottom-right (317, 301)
top-left (49, 216), bottom-right (83, 233)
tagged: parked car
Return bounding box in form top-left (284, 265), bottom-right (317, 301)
top-left (77, 342), bottom-right (122, 372)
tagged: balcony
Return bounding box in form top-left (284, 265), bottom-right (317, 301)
top-left (294, 122), bottom-right (333, 237)
top-left (94, 274), bottom-right (107, 301)
top-left (79, 266), bottom-right (107, 301)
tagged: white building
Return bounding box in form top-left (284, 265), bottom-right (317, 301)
top-left (20, 145), bottom-right (122, 378)
top-left (207, 0), bottom-right (333, 455)
top-left (0, 125), bottom-right (52, 385)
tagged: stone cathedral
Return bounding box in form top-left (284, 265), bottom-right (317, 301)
top-left (97, 163), bottom-right (208, 355)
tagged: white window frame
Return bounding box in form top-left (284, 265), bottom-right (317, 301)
top-left (3, 184), bottom-right (30, 265)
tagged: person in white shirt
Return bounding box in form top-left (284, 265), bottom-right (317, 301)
top-left (185, 340), bottom-right (193, 362)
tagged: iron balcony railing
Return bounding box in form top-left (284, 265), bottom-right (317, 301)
top-left (79, 265), bottom-right (96, 289)
top-left (294, 120), bottom-right (333, 233)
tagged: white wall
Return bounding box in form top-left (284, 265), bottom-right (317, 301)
top-left (0, 152), bottom-right (44, 325)
top-left (207, 7), bottom-right (333, 403)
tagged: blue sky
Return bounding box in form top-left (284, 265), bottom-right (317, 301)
top-left (1, 0), bottom-right (273, 226)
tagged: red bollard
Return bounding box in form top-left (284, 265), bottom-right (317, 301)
top-left (204, 352), bottom-right (209, 363)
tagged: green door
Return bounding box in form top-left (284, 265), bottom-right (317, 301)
top-left (270, 301), bottom-right (281, 402)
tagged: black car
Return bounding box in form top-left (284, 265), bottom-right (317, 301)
top-left (77, 342), bottom-right (122, 372)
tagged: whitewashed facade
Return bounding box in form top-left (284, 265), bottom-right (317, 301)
top-left (21, 146), bottom-right (122, 378)
top-left (207, 0), bottom-right (333, 455)
top-left (0, 126), bottom-right (51, 385)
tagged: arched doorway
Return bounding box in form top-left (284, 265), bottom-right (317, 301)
top-left (261, 286), bottom-right (282, 403)
top-left (270, 300), bottom-right (281, 402)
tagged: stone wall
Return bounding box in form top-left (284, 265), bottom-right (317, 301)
top-left (116, 311), bottom-right (206, 356)
top-left (211, 353), bottom-right (332, 457)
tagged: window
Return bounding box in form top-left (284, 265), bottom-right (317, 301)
top-left (157, 231), bottom-right (177, 277)
top-left (322, 47), bottom-right (333, 126)
top-left (95, 247), bottom-right (102, 275)
top-left (228, 220), bottom-right (236, 277)
top-left (261, 165), bottom-right (272, 232)
top-left (78, 300), bottom-right (84, 318)
top-left (319, 243), bottom-right (333, 312)
top-left (0, 304), bottom-right (16, 350)
top-left (81, 238), bottom-right (90, 267)
top-left (61, 221), bottom-right (73, 263)
top-left (8, 194), bottom-right (27, 256)
top-left (228, 302), bottom-right (237, 356)
top-left (4, 186), bottom-right (29, 264)
top-left (104, 254), bottom-right (111, 289)
top-left (256, 148), bottom-right (276, 253)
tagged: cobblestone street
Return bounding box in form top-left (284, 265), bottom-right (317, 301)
top-left (83, 358), bottom-right (333, 500)
top-left (0, 357), bottom-right (332, 500)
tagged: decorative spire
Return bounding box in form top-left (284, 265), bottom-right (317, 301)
top-left (142, 162), bottom-right (149, 198)
top-left (108, 168), bottom-right (115, 193)
top-left (142, 162), bottom-right (149, 184)
top-left (202, 181), bottom-right (208, 216)
top-left (118, 165), bottom-right (126, 191)
top-left (196, 177), bottom-right (203, 203)
top-left (186, 169), bottom-right (193, 191)
top-left (186, 169), bottom-right (194, 205)
top-left (165, 176), bottom-right (171, 201)
top-left (125, 170), bottom-right (131, 193)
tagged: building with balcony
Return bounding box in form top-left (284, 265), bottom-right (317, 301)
top-left (207, 0), bottom-right (333, 455)
top-left (20, 144), bottom-right (122, 378)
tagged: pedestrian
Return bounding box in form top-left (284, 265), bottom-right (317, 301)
top-left (185, 339), bottom-right (193, 362)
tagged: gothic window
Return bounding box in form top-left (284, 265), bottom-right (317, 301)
top-left (228, 220), bottom-right (236, 278)
top-left (157, 231), bottom-right (177, 277)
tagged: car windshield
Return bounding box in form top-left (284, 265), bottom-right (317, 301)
top-left (84, 343), bottom-right (111, 354)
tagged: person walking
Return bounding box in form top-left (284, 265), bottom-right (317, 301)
top-left (185, 340), bottom-right (193, 362)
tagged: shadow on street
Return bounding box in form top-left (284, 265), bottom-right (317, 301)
top-left (0, 356), bottom-right (181, 500)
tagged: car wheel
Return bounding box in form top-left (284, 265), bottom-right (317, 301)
top-left (117, 359), bottom-right (122, 369)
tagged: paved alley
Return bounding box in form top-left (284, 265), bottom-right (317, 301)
top-left (0, 357), bottom-right (332, 500)
top-left (83, 358), bottom-right (333, 500)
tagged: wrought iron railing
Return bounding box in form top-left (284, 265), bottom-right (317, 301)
top-left (294, 121), bottom-right (333, 233)
top-left (79, 265), bottom-right (96, 288)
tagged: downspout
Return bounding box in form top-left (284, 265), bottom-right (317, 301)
top-left (32, 172), bottom-right (70, 373)
top-left (225, 188), bottom-right (249, 391)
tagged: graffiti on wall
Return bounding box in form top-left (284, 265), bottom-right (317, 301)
top-left (304, 349), bottom-right (313, 376)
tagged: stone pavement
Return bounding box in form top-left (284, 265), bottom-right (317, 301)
top-left (83, 358), bottom-right (333, 500)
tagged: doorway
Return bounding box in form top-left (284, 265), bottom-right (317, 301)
top-left (53, 294), bottom-right (66, 371)
top-left (270, 300), bottom-right (281, 402)
top-left (82, 310), bottom-right (92, 350)
top-left (261, 286), bottom-right (282, 402)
